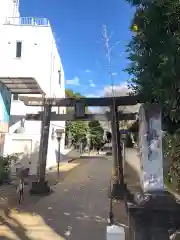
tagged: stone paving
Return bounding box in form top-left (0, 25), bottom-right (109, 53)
top-left (0, 157), bottom-right (111, 240)
top-left (0, 149), bottom-right (146, 240)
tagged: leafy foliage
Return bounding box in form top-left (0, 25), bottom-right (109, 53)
top-left (163, 133), bottom-right (180, 189)
top-left (126, 0), bottom-right (152, 7)
top-left (126, 0), bottom-right (180, 129)
top-left (65, 89), bottom-right (84, 98)
top-left (65, 89), bottom-right (88, 146)
top-left (67, 121), bottom-right (88, 144)
top-left (0, 153), bottom-right (19, 183)
top-left (65, 89), bottom-right (104, 148)
top-left (88, 120), bottom-right (104, 148)
top-left (65, 89), bottom-right (84, 113)
top-left (126, 0), bottom-right (180, 189)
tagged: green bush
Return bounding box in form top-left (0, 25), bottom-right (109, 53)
top-left (0, 153), bottom-right (19, 184)
top-left (164, 133), bottom-right (180, 190)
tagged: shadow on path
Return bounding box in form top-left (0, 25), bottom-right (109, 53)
top-left (0, 156), bottom-right (110, 240)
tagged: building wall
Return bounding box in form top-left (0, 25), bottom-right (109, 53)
top-left (4, 126), bottom-right (66, 175)
top-left (0, 23), bottom-right (65, 98)
top-left (1, 20), bottom-right (66, 123)
top-left (0, 17), bottom-right (66, 128)
top-left (4, 133), bottom-right (40, 175)
top-left (0, 1), bottom-right (66, 172)
top-left (0, 0), bottom-right (20, 26)
top-left (0, 19), bottom-right (67, 171)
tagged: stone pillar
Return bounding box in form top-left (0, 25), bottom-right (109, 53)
top-left (139, 103), bottom-right (164, 192)
top-left (127, 104), bottom-right (180, 238)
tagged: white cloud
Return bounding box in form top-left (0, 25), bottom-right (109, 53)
top-left (89, 80), bottom-right (96, 88)
top-left (66, 77), bottom-right (80, 86)
top-left (104, 82), bottom-right (129, 97)
top-left (86, 82), bottom-right (130, 99)
top-left (112, 72), bottom-right (117, 76)
top-left (85, 69), bottom-right (91, 73)
top-left (103, 82), bottom-right (140, 113)
top-left (86, 94), bottom-right (97, 98)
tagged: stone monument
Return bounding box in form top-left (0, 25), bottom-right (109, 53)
top-left (138, 103), bottom-right (164, 192)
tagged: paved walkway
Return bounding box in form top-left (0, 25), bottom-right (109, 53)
top-left (111, 148), bottom-right (142, 229)
top-left (0, 161), bottom-right (80, 213)
top-left (0, 156), bottom-right (111, 240)
top-left (125, 148), bottom-right (140, 174)
top-left (81, 151), bottom-right (107, 157)
top-left (0, 149), bottom-right (157, 239)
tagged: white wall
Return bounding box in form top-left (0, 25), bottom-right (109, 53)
top-left (4, 129), bottom-right (67, 175)
top-left (0, 18), bottom-right (66, 135)
top-left (0, 0), bottom-right (67, 175)
top-left (0, 0), bottom-right (20, 26)
top-left (4, 133), bottom-right (40, 175)
top-left (0, 15), bottom-right (66, 168)
top-left (0, 23), bottom-right (65, 98)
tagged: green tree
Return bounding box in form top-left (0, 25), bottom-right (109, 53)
top-left (65, 89), bottom-right (84, 98)
top-left (88, 120), bottom-right (104, 148)
top-left (65, 89), bottom-right (87, 146)
top-left (126, 0), bottom-right (180, 189)
top-left (126, 0), bottom-right (151, 6)
top-left (126, 0), bottom-right (180, 131)
top-left (67, 121), bottom-right (88, 144)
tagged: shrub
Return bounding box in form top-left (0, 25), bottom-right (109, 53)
top-left (0, 153), bottom-right (19, 184)
top-left (164, 133), bottom-right (180, 190)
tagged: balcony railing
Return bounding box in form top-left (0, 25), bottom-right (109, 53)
top-left (4, 17), bottom-right (50, 26)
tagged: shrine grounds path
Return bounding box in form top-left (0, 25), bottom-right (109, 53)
top-left (0, 149), bottom-right (141, 240)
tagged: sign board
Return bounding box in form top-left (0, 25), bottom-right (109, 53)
top-left (0, 83), bottom-right (11, 133)
top-left (74, 102), bottom-right (86, 118)
top-left (139, 103), bottom-right (164, 192)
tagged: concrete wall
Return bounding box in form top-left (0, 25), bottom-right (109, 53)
top-left (0, 4), bottom-right (67, 170)
top-left (0, 0), bottom-right (20, 26)
top-left (0, 22), bottom-right (65, 98)
top-left (2, 18), bottom-right (66, 136)
top-left (4, 133), bottom-right (40, 175)
top-left (4, 129), bottom-right (67, 175)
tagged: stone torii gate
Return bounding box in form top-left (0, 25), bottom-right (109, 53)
top-left (20, 95), bottom-right (139, 195)
top-left (20, 96), bottom-right (180, 239)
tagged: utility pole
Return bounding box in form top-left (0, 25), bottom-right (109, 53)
top-left (102, 25), bottom-right (124, 197)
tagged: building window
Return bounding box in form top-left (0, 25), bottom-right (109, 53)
top-left (13, 94), bottom-right (19, 100)
top-left (58, 70), bottom-right (61, 85)
top-left (16, 41), bottom-right (22, 58)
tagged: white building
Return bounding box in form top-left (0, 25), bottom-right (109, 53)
top-left (0, 0), bottom-right (67, 175)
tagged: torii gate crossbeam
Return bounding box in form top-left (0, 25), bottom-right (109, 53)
top-left (21, 95), bottom-right (140, 198)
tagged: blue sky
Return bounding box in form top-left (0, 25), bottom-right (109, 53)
top-left (20, 0), bottom-right (134, 97)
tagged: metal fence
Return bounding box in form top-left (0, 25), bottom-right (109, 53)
top-left (4, 17), bottom-right (50, 26)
